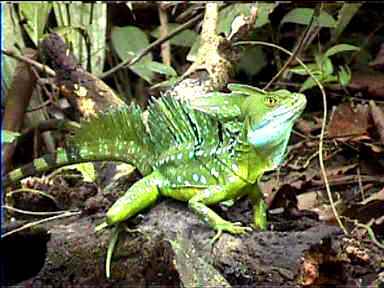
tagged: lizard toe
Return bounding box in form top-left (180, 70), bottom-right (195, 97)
top-left (215, 221), bottom-right (252, 235)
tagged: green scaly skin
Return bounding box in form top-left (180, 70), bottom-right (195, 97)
top-left (4, 84), bottom-right (306, 237)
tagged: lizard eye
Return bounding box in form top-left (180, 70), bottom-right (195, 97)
top-left (265, 96), bottom-right (277, 107)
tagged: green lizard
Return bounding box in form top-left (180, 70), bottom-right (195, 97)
top-left (4, 84), bottom-right (306, 237)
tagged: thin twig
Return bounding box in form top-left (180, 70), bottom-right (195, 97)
top-left (15, 119), bottom-right (79, 147)
top-left (355, 221), bottom-right (384, 249)
top-left (263, 4), bottom-right (320, 90)
top-left (2, 205), bottom-right (78, 216)
top-left (350, 23), bottom-right (384, 65)
top-left (1, 211), bottom-right (81, 238)
top-left (357, 166), bottom-right (365, 201)
top-left (303, 151), bottom-right (319, 169)
top-left (7, 187), bottom-right (58, 205)
top-left (2, 49), bottom-right (56, 77)
top-left (234, 40), bottom-right (349, 235)
top-left (343, 217), bottom-right (384, 249)
top-left (158, 3), bottom-right (171, 66)
top-left (25, 99), bottom-right (52, 112)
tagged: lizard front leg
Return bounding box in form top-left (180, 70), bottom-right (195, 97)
top-left (247, 183), bottom-right (268, 230)
top-left (188, 176), bottom-right (252, 243)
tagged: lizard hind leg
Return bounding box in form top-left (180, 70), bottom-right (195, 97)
top-left (188, 181), bottom-right (252, 245)
top-left (105, 171), bottom-right (163, 226)
top-left (102, 171), bottom-right (163, 279)
top-left (101, 171), bottom-right (163, 279)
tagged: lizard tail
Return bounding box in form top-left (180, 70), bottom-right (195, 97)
top-left (3, 141), bottom-right (152, 187)
top-left (3, 148), bottom-right (80, 186)
top-left (4, 104), bottom-right (157, 187)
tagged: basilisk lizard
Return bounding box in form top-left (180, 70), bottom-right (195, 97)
top-left (4, 84), bottom-right (306, 238)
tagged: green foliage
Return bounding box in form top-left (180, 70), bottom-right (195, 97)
top-left (1, 3), bottom-right (366, 109)
top-left (150, 78), bottom-right (180, 90)
top-left (218, 3), bottom-right (277, 36)
top-left (2, 130), bottom-right (20, 144)
top-left (332, 3), bottom-right (362, 42)
top-left (290, 44), bottom-right (359, 91)
top-left (112, 26), bottom-right (178, 83)
top-left (218, 3), bottom-right (254, 35)
top-left (53, 3), bottom-right (107, 74)
top-left (3, 3), bottom-right (107, 85)
top-left (3, 4), bottom-right (25, 90)
top-left (111, 25), bottom-right (154, 83)
top-left (337, 66), bottom-right (352, 87)
top-left (324, 43), bottom-right (360, 58)
top-left (18, 3), bottom-right (52, 46)
top-left (150, 23), bottom-right (198, 47)
top-left (279, 5), bottom-right (362, 92)
top-left (253, 3), bottom-right (279, 28)
top-left (281, 8), bottom-right (337, 28)
top-left (186, 36), bottom-right (201, 62)
top-left (139, 61), bottom-right (177, 78)
top-left (237, 46), bottom-right (267, 78)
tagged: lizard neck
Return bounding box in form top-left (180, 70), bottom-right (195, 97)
top-left (250, 121), bottom-right (293, 168)
top-left (238, 120), bottom-right (294, 179)
top-left (234, 142), bottom-right (270, 184)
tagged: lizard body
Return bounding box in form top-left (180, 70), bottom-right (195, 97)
top-left (4, 84), bottom-right (306, 235)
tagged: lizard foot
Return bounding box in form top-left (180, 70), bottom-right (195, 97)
top-left (210, 221), bottom-right (252, 246)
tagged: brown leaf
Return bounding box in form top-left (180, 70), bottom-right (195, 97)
top-left (361, 186), bottom-right (384, 204)
top-left (369, 100), bottom-right (384, 145)
top-left (297, 192), bottom-right (319, 211)
top-left (325, 164), bottom-right (358, 177)
top-left (342, 200), bottom-right (384, 226)
top-left (369, 43), bottom-right (384, 70)
top-left (362, 142), bottom-right (383, 153)
top-left (328, 103), bottom-right (370, 138)
top-left (295, 118), bottom-right (321, 135)
top-left (348, 72), bottom-right (384, 99)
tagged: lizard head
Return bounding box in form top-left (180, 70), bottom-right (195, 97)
top-left (241, 88), bottom-right (307, 153)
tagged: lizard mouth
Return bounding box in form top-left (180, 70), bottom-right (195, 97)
top-left (282, 97), bottom-right (306, 121)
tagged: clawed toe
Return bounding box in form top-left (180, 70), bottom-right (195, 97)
top-left (244, 226), bottom-right (253, 232)
top-left (209, 221), bottom-right (253, 246)
top-left (210, 230), bottom-right (223, 246)
top-left (231, 222), bottom-right (253, 232)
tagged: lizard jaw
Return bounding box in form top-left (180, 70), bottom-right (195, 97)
top-left (247, 95), bottom-right (306, 149)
